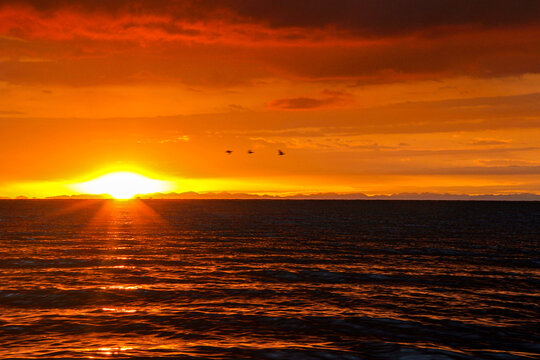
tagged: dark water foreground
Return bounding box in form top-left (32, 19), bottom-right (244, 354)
top-left (0, 200), bottom-right (539, 359)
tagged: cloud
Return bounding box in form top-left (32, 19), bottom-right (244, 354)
top-left (404, 165), bottom-right (540, 175)
top-left (224, 0), bottom-right (540, 35)
top-left (0, 110), bottom-right (24, 114)
top-left (388, 146), bottom-right (540, 158)
top-left (467, 138), bottom-right (511, 146)
top-left (4, 1), bottom-right (540, 35)
top-left (137, 135), bottom-right (190, 144)
top-left (268, 97), bottom-right (333, 110)
top-left (268, 90), bottom-right (352, 110)
top-left (1, 1), bottom-right (540, 86)
top-left (479, 159), bottom-right (540, 166)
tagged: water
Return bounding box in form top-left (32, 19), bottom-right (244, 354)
top-left (0, 199), bottom-right (539, 359)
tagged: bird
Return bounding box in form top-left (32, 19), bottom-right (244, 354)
top-left (225, 150), bottom-right (233, 154)
top-left (278, 150), bottom-right (285, 156)
top-left (247, 150), bottom-right (254, 154)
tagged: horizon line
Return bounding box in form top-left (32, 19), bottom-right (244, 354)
top-left (3, 191), bottom-right (540, 201)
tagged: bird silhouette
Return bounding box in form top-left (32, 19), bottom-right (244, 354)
top-left (225, 150), bottom-right (233, 154)
top-left (278, 150), bottom-right (285, 156)
top-left (247, 150), bottom-right (254, 154)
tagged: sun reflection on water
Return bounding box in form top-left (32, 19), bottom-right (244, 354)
top-left (96, 346), bottom-right (134, 356)
top-left (102, 308), bottom-right (137, 313)
top-left (100, 285), bottom-right (141, 290)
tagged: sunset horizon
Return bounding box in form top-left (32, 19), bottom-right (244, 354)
top-left (1, 1), bottom-right (539, 359)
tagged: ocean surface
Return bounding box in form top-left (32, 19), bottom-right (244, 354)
top-left (0, 199), bottom-right (538, 360)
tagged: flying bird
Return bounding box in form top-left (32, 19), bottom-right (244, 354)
top-left (247, 150), bottom-right (254, 154)
top-left (278, 150), bottom-right (285, 156)
top-left (225, 150), bottom-right (233, 155)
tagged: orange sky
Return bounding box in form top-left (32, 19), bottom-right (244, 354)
top-left (1, 0), bottom-right (540, 197)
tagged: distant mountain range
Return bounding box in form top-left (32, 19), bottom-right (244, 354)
top-left (6, 191), bottom-right (536, 201)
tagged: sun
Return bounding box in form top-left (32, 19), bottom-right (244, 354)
top-left (74, 171), bottom-right (169, 199)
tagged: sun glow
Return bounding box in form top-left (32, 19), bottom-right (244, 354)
top-left (74, 172), bottom-right (169, 199)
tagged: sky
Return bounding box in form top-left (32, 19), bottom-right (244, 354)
top-left (1, 0), bottom-right (540, 197)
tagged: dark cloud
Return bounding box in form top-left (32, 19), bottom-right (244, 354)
top-left (229, 0), bottom-right (540, 35)
top-left (3, 0), bottom-right (540, 35)
top-left (1, 1), bottom-right (540, 86)
top-left (468, 139), bottom-right (510, 146)
top-left (269, 96), bottom-right (342, 110)
top-left (268, 90), bottom-right (352, 110)
top-left (260, 29), bottom-right (540, 80)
